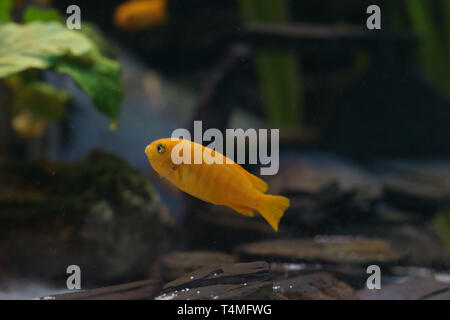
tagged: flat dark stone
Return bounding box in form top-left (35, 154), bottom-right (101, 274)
top-left (269, 162), bottom-right (337, 196)
top-left (159, 251), bottom-right (237, 281)
top-left (38, 279), bottom-right (162, 300)
top-left (269, 157), bottom-right (382, 200)
top-left (185, 206), bottom-right (279, 252)
top-left (273, 272), bottom-right (358, 300)
top-left (263, 156), bottom-right (383, 228)
top-left (236, 237), bottom-right (402, 265)
top-left (155, 282), bottom-right (272, 300)
top-left (155, 261), bottom-right (272, 300)
top-left (381, 162), bottom-right (450, 213)
top-left (358, 276), bottom-right (450, 300)
top-left (374, 203), bottom-right (419, 224)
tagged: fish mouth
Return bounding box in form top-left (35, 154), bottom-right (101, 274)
top-left (145, 144), bottom-right (152, 156)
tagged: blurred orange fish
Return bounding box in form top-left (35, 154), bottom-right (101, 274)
top-left (114, 0), bottom-right (167, 31)
top-left (145, 138), bottom-right (290, 231)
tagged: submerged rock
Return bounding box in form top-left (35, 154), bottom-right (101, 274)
top-left (185, 205), bottom-right (280, 252)
top-left (236, 236), bottom-right (403, 265)
top-left (358, 276), bottom-right (450, 300)
top-left (155, 261), bottom-right (272, 300)
top-left (184, 155), bottom-right (385, 249)
top-left (379, 161), bottom-right (450, 216)
top-left (269, 162), bottom-right (338, 196)
top-left (0, 151), bottom-right (178, 285)
top-left (158, 251), bottom-right (237, 281)
top-left (332, 224), bottom-right (450, 269)
top-left (273, 272), bottom-right (358, 300)
top-left (38, 279), bottom-right (162, 300)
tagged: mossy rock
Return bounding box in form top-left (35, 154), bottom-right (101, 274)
top-left (0, 151), bottom-right (178, 285)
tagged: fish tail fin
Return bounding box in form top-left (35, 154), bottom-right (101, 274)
top-left (257, 194), bottom-right (290, 232)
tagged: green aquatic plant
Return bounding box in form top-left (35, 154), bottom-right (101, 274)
top-left (23, 5), bottom-right (62, 23)
top-left (237, 0), bottom-right (302, 127)
top-left (10, 81), bottom-right (70, 137)
top-left (0, 0), bottom-right (13, 22)
top-left (432, 209), bottom-right (450, 252)
top-left (402, 0), bottom-right (450, 99)
top-left (0, 1), bottom-right (123, 138)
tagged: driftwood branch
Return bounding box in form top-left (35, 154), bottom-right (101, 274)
top-left (235, 23), bottom-right (416, 53)
top-left (189, 43), bottom-right (251, 132)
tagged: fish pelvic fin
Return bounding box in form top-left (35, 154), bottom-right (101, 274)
top-left (257, 194), bottom-right (290, 232)
top-left (230, 205), bottom-right (255, 217)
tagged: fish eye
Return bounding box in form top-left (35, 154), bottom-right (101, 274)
top-left (156, 143), bottom-right (166, 154)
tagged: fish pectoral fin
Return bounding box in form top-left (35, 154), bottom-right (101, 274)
top-left (230, 205), bottom-right (255, 217)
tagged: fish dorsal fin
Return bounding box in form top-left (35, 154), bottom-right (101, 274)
top-left (236, 165), bottom-right (268, 193)
top-left (220, 150), bottom-right (268, 193)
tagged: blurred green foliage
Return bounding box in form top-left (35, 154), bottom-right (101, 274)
top-left (55, 52), bottom-right (123, 120)
top-left (0, 1), bottom-right (123, 140)
top-left (22, 6), bottom-right (118, 58)
top-left (237, 0), bottom-right (302, 127)
top-left (0, 0), bottom-right (13, 22)
top-left (402, 0), bottom-right (450, 100)
top-left (0, 22), bottom-right (93, 77)
top-left (23, 6), bottom-right (62, 23)
top-left (432, 209), bottom-right (450, 252)
top-left (11, 82), bottom-right (70, 138)
top-left (81, 23), bottom-right (118, 59)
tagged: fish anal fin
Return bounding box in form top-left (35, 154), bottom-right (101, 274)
top-left (230, 205), bottom-right (255, 217)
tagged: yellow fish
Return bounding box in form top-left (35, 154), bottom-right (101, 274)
top-left (145, 138), bottom-right (290, 231)
top-left (114, 0), bottom-right (167, 31)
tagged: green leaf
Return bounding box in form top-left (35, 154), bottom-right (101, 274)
top-left (80, 22), bottom-right (118, 59)
top-left (23, 6), bottom-right (63, 23)
top-left (432, 209), bottom-right (450, 251)
top-left (0, 22), bottom-right (93, 77)
top-left (23, 9), bottom-right (116, 57)
top-left (0, 0), bottom-right (13, 22)
top-left (13, 81), bottom-right (70, 118)
top-left (404, 0), bottom-right (450, 99)
top-left (55, 53), bottom-right (123, 120)
top-left (0, 22), bottom-right (123, 120)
